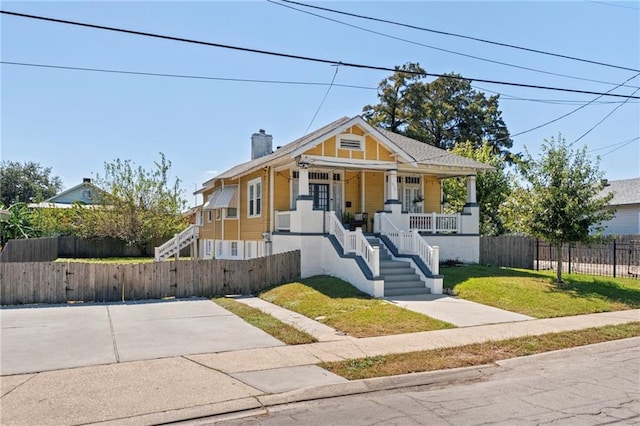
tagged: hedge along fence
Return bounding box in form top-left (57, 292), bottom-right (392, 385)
top-left (0, 251), bottom-right (300, 305)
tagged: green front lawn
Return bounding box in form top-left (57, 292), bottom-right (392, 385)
top-left (55, 257), bottom-right (155, 263)
top-left (443, 265), bottom-right (640, 318)
top-left (259, 276), bottom-right (454, 338)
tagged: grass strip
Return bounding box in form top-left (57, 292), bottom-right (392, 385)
top-left (320, 322), bottom-right (640, 380)
top-left (442, 265), bottom-right (640, 318)
top-left (214, 297), bottom-right (317, 345)
top-left (259, 276), bottom-right (454, 338)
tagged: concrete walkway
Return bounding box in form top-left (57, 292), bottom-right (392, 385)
top-left (385, 294), bottom-right (534, 327)
top-left (1, 309), bottom-right (638, 425)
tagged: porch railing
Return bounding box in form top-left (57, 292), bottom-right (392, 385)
top-left (275, 210), bottom-right (291, 231)
top-left (407, 212), bottom-right (460, 233)
top-left (154, 224), bottom-right (199, 261)
top-left (325, 211), bottom-right (379, 277)
top-left (380, 214), bottom-right (439, 275)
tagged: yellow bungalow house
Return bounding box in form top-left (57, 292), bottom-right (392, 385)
top-left (155, 115), bottom-right (492, 297)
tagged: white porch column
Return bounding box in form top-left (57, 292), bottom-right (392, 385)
top-left (386, 169), bottom-right (398, 202)
top-left (466, 175), bottom-right (477, 204)
top-left (298, 158), bottom-right (310, 197)
top-left (384, 168), bottom-right (403, 230)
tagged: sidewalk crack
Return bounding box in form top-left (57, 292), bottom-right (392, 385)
top-left (106, 305), bottom-right (120, 363)
top-left (1, 374), bottom-right (38, 398)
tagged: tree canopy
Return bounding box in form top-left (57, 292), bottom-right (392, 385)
top-left (0, 160), bottom-right (63, 207)
top-left (362, 62), bottom-right (513, 159)
top-left (88, 153), bottom-right (188, 248)
top-left (442, 141), bottom-right (512, 236)
top-left (503, 135), bottom-right (614, 283)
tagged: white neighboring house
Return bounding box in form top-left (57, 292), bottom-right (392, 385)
top-left (601, 178), bottom-right (640, 235)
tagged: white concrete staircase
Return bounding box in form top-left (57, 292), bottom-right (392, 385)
top-left (367, 236), bottom-right (430, 296)
top-left (154, 225), bottom-right (199, 261)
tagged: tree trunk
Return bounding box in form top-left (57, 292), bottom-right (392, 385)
top-left (555, 243), bottom-right (563, 283)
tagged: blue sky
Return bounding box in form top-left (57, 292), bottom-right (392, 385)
top-left (2, 1), bottom-right (639, 207)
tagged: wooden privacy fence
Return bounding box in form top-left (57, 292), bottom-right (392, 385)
top-left (0, 237), bottom-right (59, 262)
top-left (480, 235), bottom-right (534, 269)
top-left (0, 251), bottom-right (300, 305)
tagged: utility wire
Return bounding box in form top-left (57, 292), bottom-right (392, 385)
top-left (7, 60), bottom-right (635, 108)
top-left (2, 10), bottom-right (639, 99)
top-left (588, 1), bottom-right (640, 11)
top-left (278, 0), bottom-right (640, 73)
top-left (0, 61), bottom-right (376, 90)
top-left (600, 137), bottom-right (640, 157)
top-left (572, 85), bottom-right (640, 145)
top-left (509, 72), bottom-right (640, 138)
top-left (270, 0), bottom-right (640, 90)
top-left (588, 136), bottom-right (640, 153)
top-left (304, 65), bottom-right (340, 135)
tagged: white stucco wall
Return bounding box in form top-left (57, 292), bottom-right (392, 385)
top-left (272, 233), bottom-right (384, 297)
top-left (422, 235), bottom-right (480, 264)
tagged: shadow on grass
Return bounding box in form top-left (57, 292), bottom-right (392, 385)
top-left (441, 265), bottom-right (546, 288)
top-left (259, 275), bottom-right (372, 300)
top-left (549, 277), bottom-right (640, 308)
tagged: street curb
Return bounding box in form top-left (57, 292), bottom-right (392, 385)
top-left (104, 364), bottom-right (496, 425)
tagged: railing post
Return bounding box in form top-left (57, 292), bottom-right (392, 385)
top-left (432, 245), bottom-right (439, 275)
top-left (154, 247), bottom-right (159, 262)
top-left (431, 212), bottom-right (436, 234)
top-left (536, 239), bottom-right (539, 271)
top-left (174, 233), bottom-right (179, 261)
top-left (613, 239), bottom-right (617, 278)
top-left (568, 244), bottom-right (572, 275)
top-left (372, 245), bottom-right (380, 276)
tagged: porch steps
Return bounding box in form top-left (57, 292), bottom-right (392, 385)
top-left (367, 237), bottom-right (430, 297)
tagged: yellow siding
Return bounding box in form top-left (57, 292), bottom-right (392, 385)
top-left (304, 144), bottom-right (322, 156)
top-left (223, 219), bottom-right (239, 239)
top-left (336, 148), bottom-right (351, 159)
top-left (274, 169), bottom-right (290, 211)
top-left (324, 136), bottom-right (336, 156)
top-left (344, 171), bottom-right (361, 213)
top-left (350, 125), bottom-right (365, 136)
top-left (424, 176), bottom-right (441, 213)
top-left (365, 136), bottom-right (378, 161)
top-left (364, 171), bottom-right (384, 217)
top-left (239, 169), bottom-right (269, 241)
top-left (378, 144), bottom-right (394, 162)
top-left (199, 187), bottom-right (216, 240)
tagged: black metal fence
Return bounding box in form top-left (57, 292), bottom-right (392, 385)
top-left (535, 238), bottom-right (640, 279)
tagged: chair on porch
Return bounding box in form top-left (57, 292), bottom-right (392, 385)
top-left (350, 212), bottom-right (368, 232)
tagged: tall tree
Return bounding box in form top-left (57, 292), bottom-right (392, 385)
top-left (442, 141), bottom-right (512, 236)
top-left (89, 153), bottom-right (188, 249)
top-left (502, 135), bottom-right (614, 283)
top-left (0, 161), bottom-right (63, 206)
top-left (363, 63), bottom-right (513, 159)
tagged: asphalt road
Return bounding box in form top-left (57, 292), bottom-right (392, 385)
top-left (207, 338), bottom-right (640, 425)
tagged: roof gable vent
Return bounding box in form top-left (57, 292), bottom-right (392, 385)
top-left (338, 134), bottom-right (364, 150)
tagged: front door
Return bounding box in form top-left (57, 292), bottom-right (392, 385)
top-left (310, 183), bottom-right (329, 211)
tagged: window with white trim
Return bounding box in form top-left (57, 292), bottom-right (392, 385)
top-left (207, 211), bottom-right (212, 223)
top-left (226, 207), bottom-right (238, 218)
top-left (248, 178), bottom-right (262, 217)
top-left (196, 211), bottom-right (203, 226)
top-left (231, 241), bottom-right (238, 257)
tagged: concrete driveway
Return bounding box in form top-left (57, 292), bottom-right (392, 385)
top-left (0, 298), bottom-right (284, 376)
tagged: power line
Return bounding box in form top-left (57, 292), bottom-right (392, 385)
top-left (304, 65), bottom-right (340, 135)
top-left (277, 0), bottom-right (640, 73)
top-left (269, 0), bottom-right (640, 90)
top-left (509, 72), bottom-right (640, 138)
top-left (572, 85), bottom-right (640, 145)
top-left (8, 60), bottom-right (636, 110)
top-left (600, 137), bottom-right (640, 157)
top-left (0, 61), bottom-right (376, 90)
top-left (588, 1), bottom-right (640, 11)
top-left (2, 10), bottom-right (639, 99)
top-left (588, 136), bottom-right (640, 153)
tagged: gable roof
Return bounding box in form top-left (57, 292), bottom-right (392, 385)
top-left (602, 178), bottom-right (640, 206)
top-left (46, 180), bottom-right (101, 204)
top-left (197, 115), bottom-right (493, 192)
top-left (376, 128), bottom-right (493, 170)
